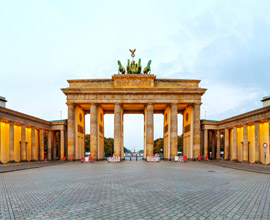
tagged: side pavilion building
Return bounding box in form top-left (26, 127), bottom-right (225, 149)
top-left (0, 106), bottom-right (67, 163)
top-left (201, 105), bottom-right (270, 164)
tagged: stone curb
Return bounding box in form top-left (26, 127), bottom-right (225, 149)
top-left (0, 162), bottom-right (65, 174)
top-left (203, 161), bottom-right (270, 175)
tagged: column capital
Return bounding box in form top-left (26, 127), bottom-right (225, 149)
top-left (114, 103), bottom-right (122, 106)
top-left (67, 102), bottom-right (75, 106)
top-left (170, 103), bottom-right (178, 107)
top-left (145, 103), bottom-right (154, 110)
top-left (145, 103), bottom-right (153, 106)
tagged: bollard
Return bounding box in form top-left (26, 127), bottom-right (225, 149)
top-left (205, 155), bottom-right (208, 160)
top-left (183, 156), bottom-right (187, 162)
top-left (81, 157), bottom-right (84, 163)
top-left (198, 156), bottom-right (201, 161)
top-left (89, 157), bottom-right (93, 162)
top-left (70, 157), bottom-right (73, 162)
top-left (130, 156), bottom-right (131, 161)
top-left (136, 156), bottom-right (138, 161)
top-left (63, 157), bottom-right (66, 161)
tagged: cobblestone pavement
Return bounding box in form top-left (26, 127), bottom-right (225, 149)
top-left (1, 161), bottom-right (270, 220)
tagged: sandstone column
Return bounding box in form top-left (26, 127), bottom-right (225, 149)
top-left (224, 128), bottom-right (229, 160)
top-left (21, 124), bottom-right (26, 161)
top-left (31, 127), bottom-right (36, 161)
top-left (48, 130), bottom-right (52, 160)
top-left (9, 121), bottom-right (14, 162)
top-left (216, 130), bottom-right (221, 159)
top-left (121, 108), bottom-right (124, 159)
top-left (67, 103), bottom-right (75, 160)
top-left (0, 121), bottom-right (2, 163)
top-left (144, 111), bottom-right (146, 159)
top-left (114, 104), bottom-right (122, 157)
top-left (269, 120), bottom-right (270, 162)
top-left (39, 129), bottom-right (44, 160)
top-left (243, 124), bottom-right (248, 162)
top-left (53, 131), bottom-right (57, 159)
top-left (90, 104), bottom-right (98, 160)
top-left (193, 104), bottom-right (201, 158)
top-left (145, 104), bottom-right (154, 157)
top-left (36, 129), bottom-right (40, 161)
top-left (238, 128), bottom-right (243, 163)
top-left (249, 125), bottom-right (255, 163)
top-left (170, 104), bottom-right (178, 160)
top-left (232, 127), bottom-right (237, 161)
top-left (255, 122), bottom-right (260, 163)
top-left (204, 129), bottom-right (208, 158)
top-left (60, 130), bottom-right (65, 160)
top-left (210, 131), bottom-right (216, 159)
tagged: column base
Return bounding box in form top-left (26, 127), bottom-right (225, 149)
top-left (232, 159), bottom-right (241, 163)
top-left (8, 160), bottom-right (16, 163)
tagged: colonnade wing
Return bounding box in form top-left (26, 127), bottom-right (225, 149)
top-left (201, 112), bottom-right (270, 164)
top-left (0, 123), bottom-right (67, 163)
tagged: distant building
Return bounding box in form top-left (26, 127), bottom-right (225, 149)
top-left (0, 96), bottom-right (7, 108)
top-left (262, 96), bottom-right (270, 107)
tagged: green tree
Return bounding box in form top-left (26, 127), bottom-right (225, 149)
top-left (152, 135), bottom-right (183, 154)
top-left (104, 137), bottom-right (114, 156)
top-left (154, 138), bottom-right (163, 154)
top-left (85, 134), bottom-right (90, 152)
top-left (124, 147), bottom-right (132, 154)
top-left (138, 149), bottom-right (144, 153)
top-left (177, 135), bottom-right (183, 152)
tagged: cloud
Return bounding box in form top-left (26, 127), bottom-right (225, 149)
top-left (201, 82), bottom-right (262, 120)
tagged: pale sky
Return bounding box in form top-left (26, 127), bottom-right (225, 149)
top-left (0, 0), bottom-right (270, 151)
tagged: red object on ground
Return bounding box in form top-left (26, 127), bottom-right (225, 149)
top-left (81, 157), bottom-right (84, 162)
top-left (183, 156), bottom-right (187, 162)
top-left (70, 157), bottom-right (73, 161)
top-left (198, 156), bottom-right (201, 161)
top-left (205, 155), bottom-right (208, 160)
top-left (63, 157), bottom-right (66, 161)
top-left (89, 157), bottom-right (93, 162)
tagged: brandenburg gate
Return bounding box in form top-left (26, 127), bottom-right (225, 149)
top-left (62, 52), bottom-right (206, 160)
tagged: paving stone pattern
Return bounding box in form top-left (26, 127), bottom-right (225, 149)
top-left (0, 161), bottom-right (270, 220)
